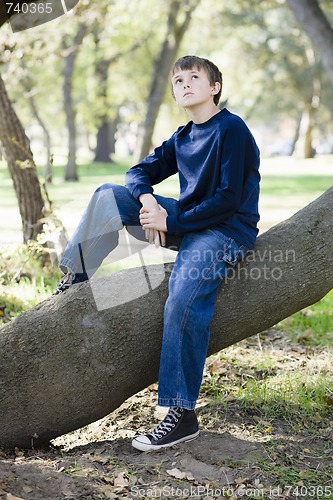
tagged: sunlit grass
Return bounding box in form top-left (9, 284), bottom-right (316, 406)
top-left (201, 333), bottom-right (333, 423)
top-left (0, 242), bottom-right (61, 322)
top-left (277, 289), bottom-right (333, 347)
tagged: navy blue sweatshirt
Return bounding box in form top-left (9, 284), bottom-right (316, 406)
top-left (125, 108), bottom-right (260, 248)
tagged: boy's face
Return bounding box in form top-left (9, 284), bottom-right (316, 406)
top-left (171, 67), bottom-right (220, 109)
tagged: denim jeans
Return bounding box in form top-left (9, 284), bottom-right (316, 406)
top-left (60, 183), bottom-right (249, 410)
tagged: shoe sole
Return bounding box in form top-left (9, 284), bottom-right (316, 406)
top-left (132, 430), bottom-right (200, 452)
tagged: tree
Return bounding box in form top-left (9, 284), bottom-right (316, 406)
top-left (92, 31), bottom-right (144, 163)
top-left (62, 22), bottom-right (87, 181)
top-left (0, 73), bottom-right (45, 242)
top-left (0, 186), bottom-right (332, 449)
top-left (20, 67), bottom-right (53, 182)
top-left (135, 0), bottom-right (200, 162)
top-left (287, 0), bottom-right (333, 84)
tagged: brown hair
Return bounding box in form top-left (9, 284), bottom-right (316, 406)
top-left (170, 55), bottom-right (223, 105)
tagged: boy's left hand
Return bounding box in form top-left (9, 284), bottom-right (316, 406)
top-left (139, 204), bottom-right (168, 232)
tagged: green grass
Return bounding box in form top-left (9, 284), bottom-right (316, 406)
top-left (202, 338), bottom-right (333, 423)
top-left (0, 241), bottom-right (61, 322)
top-left (276, 290), bottom-right (333, 347)
top-left (199, 322), bottom-right (333, 490)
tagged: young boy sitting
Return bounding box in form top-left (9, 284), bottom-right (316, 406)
top-left (54, 55), bottom-right (260, 452)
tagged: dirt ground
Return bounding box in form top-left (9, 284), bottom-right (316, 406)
top-left (1, 332), bottom-right (332, 500)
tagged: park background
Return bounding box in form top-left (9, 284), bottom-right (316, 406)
top-left (0, 0), bottom-right (333, 498)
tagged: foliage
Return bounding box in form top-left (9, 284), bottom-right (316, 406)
top-left (278, 289), bottom-right (333, 347)
top-left (0, 241), bottom-right (61, 322)
top-left (1, 0), bottom-right (333, 173)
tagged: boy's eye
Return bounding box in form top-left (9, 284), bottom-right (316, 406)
top-left (192, 75), bottom-right (198, 79)
top-left (176, 78), bottom-right (182, 84)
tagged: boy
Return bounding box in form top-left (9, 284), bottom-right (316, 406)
top-left (54, 55), bottom-right (260, 452)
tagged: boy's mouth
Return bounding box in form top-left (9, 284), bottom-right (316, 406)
top-left (183, 92), bottom-right (194, 97)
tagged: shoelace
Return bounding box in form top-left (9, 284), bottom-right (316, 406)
top-left (54, 273), bottom-right (73, 294)
top-left (150, 408), bottom-right (183, 440)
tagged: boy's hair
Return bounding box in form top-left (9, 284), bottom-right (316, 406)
top-left (170, 55), bottom-right (223, 105)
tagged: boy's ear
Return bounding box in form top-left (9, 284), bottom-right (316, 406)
top-left (212, 82), bottom-right (221, 94)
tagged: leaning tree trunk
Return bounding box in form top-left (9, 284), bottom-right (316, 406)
top-left (0, 74), bottom-right (45, 243)
top-left (0, 187), bottom-right (332, 449)
top-left (287, 0), bottom-right (333, 84)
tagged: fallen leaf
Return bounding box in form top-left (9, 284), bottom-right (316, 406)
top-left (92, 455), bottom-right (105, 464)
top-left (185, 471), bottom-right (195, 481)
top-left (6, 494), bottom-right (25, 500)
top-left (166, 468), bottom-right (186, 479)
top-left (253, 416), bottom-right (272, 427)
top-left (254, 478), bottom-right (264, 488)
top-left (102, 476), bottom-right (114, 484)
top-left (114, 472), bottom-right (129, 487)
top-left (235, 477), bottom-right (250, 485)
top-left (22, 486), bottom-right (34, 493)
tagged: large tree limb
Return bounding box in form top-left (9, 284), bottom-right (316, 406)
top-left (287, 0), bottom-right (333, 84)
top-left (0, 187), bottom-right (332, 449)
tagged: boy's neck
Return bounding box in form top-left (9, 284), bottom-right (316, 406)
top-left (186, 103), bottom-right (221, 125)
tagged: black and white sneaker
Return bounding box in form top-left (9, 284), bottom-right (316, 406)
top-left (132, 407), bottom-right (199, 452)
top-left (53, 272), bottom-right (82, 295)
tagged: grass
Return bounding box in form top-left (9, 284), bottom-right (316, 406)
top-left (0, 241), bottom-right (61, 322)
top-left (277, 290), bottom-right (333, 347)
top-left (202, 325), bottom-right (333, 423)
top-left (199, 322), bottom-right (333, 492)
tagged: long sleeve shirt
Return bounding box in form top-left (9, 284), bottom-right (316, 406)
top-left (125, 108), bottom-right (260, 249)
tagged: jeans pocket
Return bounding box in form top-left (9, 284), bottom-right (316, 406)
top-left (220, 238), bottom-right (249, 267)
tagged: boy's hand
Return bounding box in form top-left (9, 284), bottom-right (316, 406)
top-left (139, 205), bottom-right (167, 232)
top-left (144, 228), bottom-right (166, 247)
top-left (139, 194), bottom-right (167, 247)
top-left (139, 193), bottom-right (159, 213)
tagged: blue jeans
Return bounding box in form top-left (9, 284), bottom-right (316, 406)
top-left (60, 184), bottom-right (249, 410)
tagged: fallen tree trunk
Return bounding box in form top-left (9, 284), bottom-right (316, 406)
top-left (1, 187), bottom-right (333, 449)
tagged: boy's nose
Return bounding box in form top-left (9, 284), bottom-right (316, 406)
top-left (184, 83), bottom-right (191, 88)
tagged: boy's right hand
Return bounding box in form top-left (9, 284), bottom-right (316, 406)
top-left (139, 194), bottom-right (166, 247)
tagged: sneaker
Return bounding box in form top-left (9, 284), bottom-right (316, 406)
top-left (132, 407), bottom-right (199, 452)
top-left (53, 272), bottom-right (78, 295)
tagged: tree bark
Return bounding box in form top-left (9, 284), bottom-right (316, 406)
top-left (62, 23), bottom-right (87, 181)
top-left (134, 0), bottom-right (200, 162)
top-left (94, 110), bottom-right (120, 163)
top-left (0, 186), bottom-right (332, 449)
top-left (20, 77), bottom-right (53, 182)
top-left (287, 0), bottom-right (333, 84)
top-left (0, 74), bottom-right (45, 243)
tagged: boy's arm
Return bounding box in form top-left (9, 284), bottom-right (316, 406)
top-left (166, 123), bottom-right (260, 234)
top-left (125, 135), bottom-right (178, 202)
